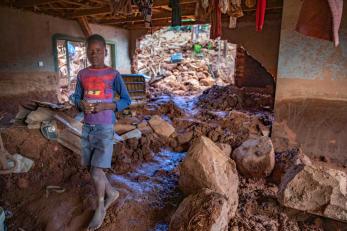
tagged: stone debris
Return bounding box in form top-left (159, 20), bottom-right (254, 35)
top-left (232, 136), bottom-right (275, 178)
top-left (278, 163), bottom-right (347, 222)
top-left (179, 136), bottom-right (239, 218)
top-left (216, 143), bottom-right (232, 157)
top-left (169, 188), bottom-right (230, 231)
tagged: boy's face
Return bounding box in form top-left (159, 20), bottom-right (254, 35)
top-left (87, 41), bottom-right (107, 68)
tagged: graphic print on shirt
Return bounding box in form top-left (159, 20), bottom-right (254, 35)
top-left (81, 74), bottom-right (115, 101)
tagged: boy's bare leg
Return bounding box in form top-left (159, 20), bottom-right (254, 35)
top-left (104, 176), bottom-right (119, 210)
top-left (88, 167), bottom-right (107, 230)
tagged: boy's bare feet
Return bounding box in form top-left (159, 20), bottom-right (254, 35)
top-left (87, 204), bottom-right (106, 230)
top-left (105, 188), bottom-right (119, 210)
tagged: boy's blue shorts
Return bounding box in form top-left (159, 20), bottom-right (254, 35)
top-left (81, 124), bottom-right (114, 169)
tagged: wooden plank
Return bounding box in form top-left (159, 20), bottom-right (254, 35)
top-left (98, 7), bottom-right (195, 25)
top-left (57, 129), bottom-right (82, 155)
top-left (66, 0), bottom-right (196, 18)
top-left (77, 16), bottom-right (93, 37)
top-left (15, 0), bottom-right (60, 7)
top-left (54, 113), bottom-right (82, 137)
top-left (67, 6), bottom-right (110, 18)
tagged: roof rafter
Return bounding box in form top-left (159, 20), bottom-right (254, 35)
top-left (15, 0), bottom-right (60, 7)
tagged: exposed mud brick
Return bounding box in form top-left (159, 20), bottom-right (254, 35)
top-left (115, 124), bottom-right (136, 135)
top-left (148, 115), bottom-right (175, 138)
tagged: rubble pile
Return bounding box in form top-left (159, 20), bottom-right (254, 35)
top-left (133, 27), bottom-right (236, 95)
top-left (1, 94), bottom-right (347, 230)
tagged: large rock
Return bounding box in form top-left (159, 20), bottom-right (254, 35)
top-left (278, 164), bottom-right (347, 222)
top-left (179, 136), bottom-right (239, 217)
top-left (169, 188), bottom-right (230, 231)
top-left (232, 136), bottom-right (275, 178)
top-left (148, 115), bottom-right (175, 138)
top-left (216, 143), bottom-right (232, 157)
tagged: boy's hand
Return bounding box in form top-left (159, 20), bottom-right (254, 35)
top-left (93, 103), bottom-right (107, 113)
top-left (93, 103), bottom-right (116, 113)
top-left (81, 100), bottom-right (95, 114)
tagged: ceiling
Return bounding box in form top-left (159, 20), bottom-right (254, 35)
top-left (3, 0), bottom-right (283, 30)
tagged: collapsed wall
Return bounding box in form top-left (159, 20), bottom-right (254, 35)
top-left (273, 0), bottom-right (347, 165)
top-left (0, 72), bottom-right (59, 114)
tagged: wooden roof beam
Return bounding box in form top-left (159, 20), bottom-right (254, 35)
top-left (66, 0), bottom-right (196, 18)
top-left (77, 16), bottom-right (92, 37)
top-left (67, 6), bottom-right (110, 18)
top-left (98, 7), bottom-right (195, 25)
top-left (15, 0), bottom-right (60, 7)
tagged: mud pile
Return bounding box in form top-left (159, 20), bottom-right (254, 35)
top-left (1, 93), bottom-right (346, 231)
top-left (0, 125), bottom-right (182, 231)
top-left (198, 85), bottom-right (274, 112)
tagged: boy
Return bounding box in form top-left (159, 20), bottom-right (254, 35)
top-left (73, 34), bottom-right (131, 230)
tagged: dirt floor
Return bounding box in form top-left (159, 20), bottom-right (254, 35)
top-left (1, 85), bottom-right (346, 231)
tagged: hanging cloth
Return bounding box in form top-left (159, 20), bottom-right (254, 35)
top-left (195, 0), bottom-right (212, 22)
top-left (256, 0), bottom-right (266, 31)
top-left (228, 0), bottom-right (244, 18)
top-left (219, 0), bottom-right (229, 14)
top-left (133, 0), bottom-right (153, 28)
top-left (169, 0), bottom-right (182, 26)
top-left (245, 0), bottom-right (256, 8)
top-left (296, 0), bottom-right (343, 47)
top-left (201, 0), bottom-right (209, 9)
top-left (210, 0), bottom-right (222, 39)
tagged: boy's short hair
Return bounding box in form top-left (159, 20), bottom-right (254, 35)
top-left (87, 34), bottom-right (106, 47)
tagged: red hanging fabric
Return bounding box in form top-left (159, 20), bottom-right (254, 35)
top-left (296, 0), bottom-right (343, 47)
top-left (256, 0), bottom-right (266, 32)
top-left (210, 0), bottom-right (222, 39)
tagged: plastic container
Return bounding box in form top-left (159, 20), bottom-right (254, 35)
top-left (121, 74), bottom-right (146, 100)
top-left (170, 53), bottom-right (183, 63)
